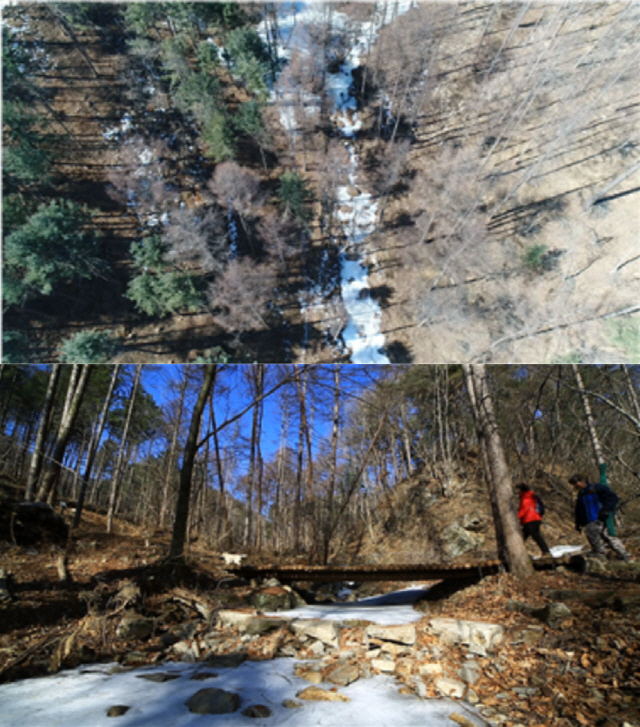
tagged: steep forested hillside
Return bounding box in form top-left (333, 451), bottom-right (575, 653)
top-left (3, 3), bottom-right (639, 363)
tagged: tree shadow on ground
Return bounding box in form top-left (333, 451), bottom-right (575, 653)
top-left (383, 340), bottom-right (413, 363)
top-left (0, 597), bottom-right (87, 635)
top-left (121, 318), bottom-right (328, 364)
top-left (388, 211), bottom-right (415, 230)
top-left (368, 284), bottom-right (393, 307)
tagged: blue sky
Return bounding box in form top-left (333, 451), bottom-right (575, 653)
top-left (142, 364), bottom-right (391, 465)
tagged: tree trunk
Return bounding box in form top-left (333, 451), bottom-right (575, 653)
top-left (25, 364), bottom-right (60, 502)
top-left (69, 432), bottom-right (88, 501)
top-left (321, 364), bottom-right (341, 565)
top-left (256, 452), bottom-right (264, 550)
top-left (210, 392), bottom-right (233, 550)
top-left (159, 369), bottom-right (188, 528)
top-left (462, 364), bottom-right (533, 578)
top-left (572, 364), bottom-right (605, 468)
top-left (36, 365), bottom-right (91, 505)
top-left (295, 369), bottom-right (315, 552)
top-left (293, 390), bottom-right (305, 552)
top-left (107, 365), bottom-right (142, 534)
top-left (245, 364), bottom-right (265, 548)
top-left (73, 364), bottom-right (120, 529)
top-left (170, 365), bottom-right (216, 559)
top-left (273, 408), bottom-right (288, 553)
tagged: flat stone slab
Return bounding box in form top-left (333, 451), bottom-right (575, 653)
top-left (296, 686), bottom-right (350, 702)
top-left (217, 610), bottom-right (259, 629)
top-left (295, 666), bottom-right (323, 684)
top-left (217, 611), bottom-right (289, 635)
top-left (291, 619), bottom-right (341, 647)
top-left (366, 624), bottom-right (416, 645)
top-left (429, 618), bottom-right (504, 655)
top-left (371, 658), bottom-right (396, 673)
top-left (327, 664), bottom-right (359, 686)
top-left (204, 653), bottom-right (247, 668)
top-left (435, 677), bottom-right (467, 698)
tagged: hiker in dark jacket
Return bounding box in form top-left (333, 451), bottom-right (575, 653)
top-left (569, 473), bottom-right (632, 562)
top-left (517, 483), bottom-right (551, 556)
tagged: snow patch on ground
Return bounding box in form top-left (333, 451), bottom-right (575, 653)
top-left (546, 544), bottom-right (584, 558)
top-left (103, 112), bottom-right (133, 141)
top-left (0, 658), bottom-right (484, 727)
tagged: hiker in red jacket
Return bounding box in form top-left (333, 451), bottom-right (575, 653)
top-left (517, 483), bottom-right (552, 556)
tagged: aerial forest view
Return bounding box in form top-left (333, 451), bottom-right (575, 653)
top-left (0, 363), bottom-right (639, 726)
top-left (2, 2), bottom-right (639, 364)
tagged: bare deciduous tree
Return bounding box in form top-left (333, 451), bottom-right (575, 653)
top-left (463, 364), bottom-right (534, 578)
top-left (208, 161), bottom-right (265, 243)
top-left (208, 258), bottom-right (278, 332)
top-left (162, 205), bottom-right (227, 275)
top-left (107, 136), bottom-right (172, 219)
top-left (257, 210), bottom-right (298, 273)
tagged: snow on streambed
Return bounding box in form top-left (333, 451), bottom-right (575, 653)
top-left (323, 3), bottom-right (415, 362)
top-left (260, 2), bottom-right (415, 363)
top-left (0, 586), bottom-right (486, 727)
top-left (0, 659), bottom-right (485, 727)
top-left (266, 584), bottom-right (428, 624)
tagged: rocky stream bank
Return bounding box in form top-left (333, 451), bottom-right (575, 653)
top-left (2, 554), bottom-right (639, 727)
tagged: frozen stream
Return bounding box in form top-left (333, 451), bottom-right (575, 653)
top-left (260, 2), bottom-right (414, 363)
top-left (0, 586), bottom-right (486, 727)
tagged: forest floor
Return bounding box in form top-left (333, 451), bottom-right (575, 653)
top-left (369, 159), bottom-right (640, 364)
top-left (1, 509), bottom-right (639, 726)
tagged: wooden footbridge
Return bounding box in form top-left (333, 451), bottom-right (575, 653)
top-left (226, 555), bottom-right (566, 584)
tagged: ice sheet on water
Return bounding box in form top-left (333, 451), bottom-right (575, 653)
top-left (266, 585), bottom-right (429, 624)
top-left (340, 256), bottom-right (388, 364)
top-left (0, 656), bottom-right (485, 727)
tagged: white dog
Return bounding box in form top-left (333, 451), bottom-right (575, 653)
top-left (221, 553), bottom-right (247, 566)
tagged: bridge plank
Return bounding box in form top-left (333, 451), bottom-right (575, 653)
top-left (226, 556), bottom-right (563, 583)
